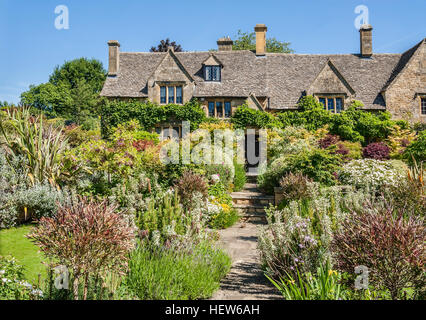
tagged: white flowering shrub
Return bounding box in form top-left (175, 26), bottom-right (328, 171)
top-left (0, 256), bottom-right (43, 300)
top-left (338, 159), bottom-right (407, 191)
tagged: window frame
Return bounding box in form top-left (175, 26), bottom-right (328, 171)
top-left (206, 99), bottom-right (232, 119)
top-left (317, 96), bottom-right (345, 114)
top-left (420, 96), bottom-right (426, 116)
top-left (204, 65), bottom-right (221, 82)
top-left (159, 85), bottom-right (184, 105)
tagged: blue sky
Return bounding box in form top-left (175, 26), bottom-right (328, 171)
top-left (1, 0), bottom-right (425, 103)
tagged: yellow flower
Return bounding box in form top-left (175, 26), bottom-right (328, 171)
top-left (328, 270), bottom-right (337, 276)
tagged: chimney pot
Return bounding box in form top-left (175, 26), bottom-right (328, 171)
top-left (217, 37), bottom-right (233, 51)
top-left (167, 45), bottom-right (175, 53)
top-left (255, 24), bottom-right (267, 56)
top-left (359, 24), bottom-right (373, 58)
top-left (108, 40), bottom-right (120, 75)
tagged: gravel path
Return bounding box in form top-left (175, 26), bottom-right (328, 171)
top-left (211, 219), bottom-right (282, 300)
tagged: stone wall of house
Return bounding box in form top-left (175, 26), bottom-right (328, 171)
top-left (147, 53), bottom-right (195, 105)
top-left (385, 42), bottom-right (426, 124)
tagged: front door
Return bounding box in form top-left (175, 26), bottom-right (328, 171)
top-left (245, 131), bottom-right (260, 174)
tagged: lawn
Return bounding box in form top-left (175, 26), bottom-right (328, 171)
top-left (0, 224), bottom-right (46, 284)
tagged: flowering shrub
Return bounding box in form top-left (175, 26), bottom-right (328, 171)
top-left (363, 142), bottom-right (390, 160)
top-left (332, 202), bottom-right (425, 299)
top-left (27, 197), bottom-right (136, 300)
top-left (259, 199), bottom-right (335, 280)
top-left (338, 159), bottom-right (407, 191)
top-left (0, 256), bottom-right (43, 300)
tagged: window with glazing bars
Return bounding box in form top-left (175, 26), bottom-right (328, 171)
top-left (205, 66), bottom-right (221, 81)
top-left (318, 97), bottom-right (344, 113)
top-left (160, 86), bottom-right (183, 104)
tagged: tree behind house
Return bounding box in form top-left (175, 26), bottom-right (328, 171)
top-left (150, 39), bottom-right (183, 52)
top-left (232, 30), bottom-right (294, 53)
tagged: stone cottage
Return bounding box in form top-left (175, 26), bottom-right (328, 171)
top-left (101, 24), bottom-right (426, 130)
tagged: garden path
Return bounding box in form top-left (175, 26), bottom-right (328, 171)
top-left (211, 219), bottom-right (282, 300)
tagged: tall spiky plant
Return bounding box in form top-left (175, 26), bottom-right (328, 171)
top-left (0, 107), bottom-right (68, 188)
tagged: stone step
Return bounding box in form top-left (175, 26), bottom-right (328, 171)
top-left (243, 183), bottom-right (259, 192)
top-left (246, 173), bottom-right (258, 184)
top-left (232, 191), bottom-right (272, 198)
top-left (234, 204), bottom-right (266, 213)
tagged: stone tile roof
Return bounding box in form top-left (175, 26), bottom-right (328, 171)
top-left (100, 45), bottom-right (420, 110)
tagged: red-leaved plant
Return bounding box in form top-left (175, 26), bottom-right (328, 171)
top-left (27, 197), bottom-right (136, 300)
top-left (363, 142), bottom-right (390, 160)
top-left (332, 201), bottom-right (425, 299)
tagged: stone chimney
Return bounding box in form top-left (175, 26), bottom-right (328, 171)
top-left (217, 37), bottom-right (233, 51)
top-left (255, 24), bottom-right (267, 56)
top-left (108, 40), bottom-right (120, 75)
top-left (359, 24), bottom-right (373, 58)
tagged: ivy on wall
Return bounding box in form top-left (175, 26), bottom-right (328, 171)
top-left (101, 96), bottom-right (407, 146)
top-left (101, 99), bottom-right (206, 137)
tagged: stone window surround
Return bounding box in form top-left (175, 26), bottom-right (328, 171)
top-left (315, 94), bottom-right (345, 113)
top-left (207, 99), bottom-right (232, 119)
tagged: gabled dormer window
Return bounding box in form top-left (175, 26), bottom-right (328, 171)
top-left (204, 66), bottom-right (221, 82)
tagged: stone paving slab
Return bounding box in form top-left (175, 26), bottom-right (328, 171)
top-left (211, 220), bottom-right (282, 300)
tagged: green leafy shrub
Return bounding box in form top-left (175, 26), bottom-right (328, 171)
top-left (404, 131), bottom-right (426, 165)
top-left (232, 104), bottom-right (281, 129)
top-left (123, 241), bottom-right (231, 300)
top-left (259, 148), bottom-right (341, 194)
top-left (208, 207), bottom-right (239, 230)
